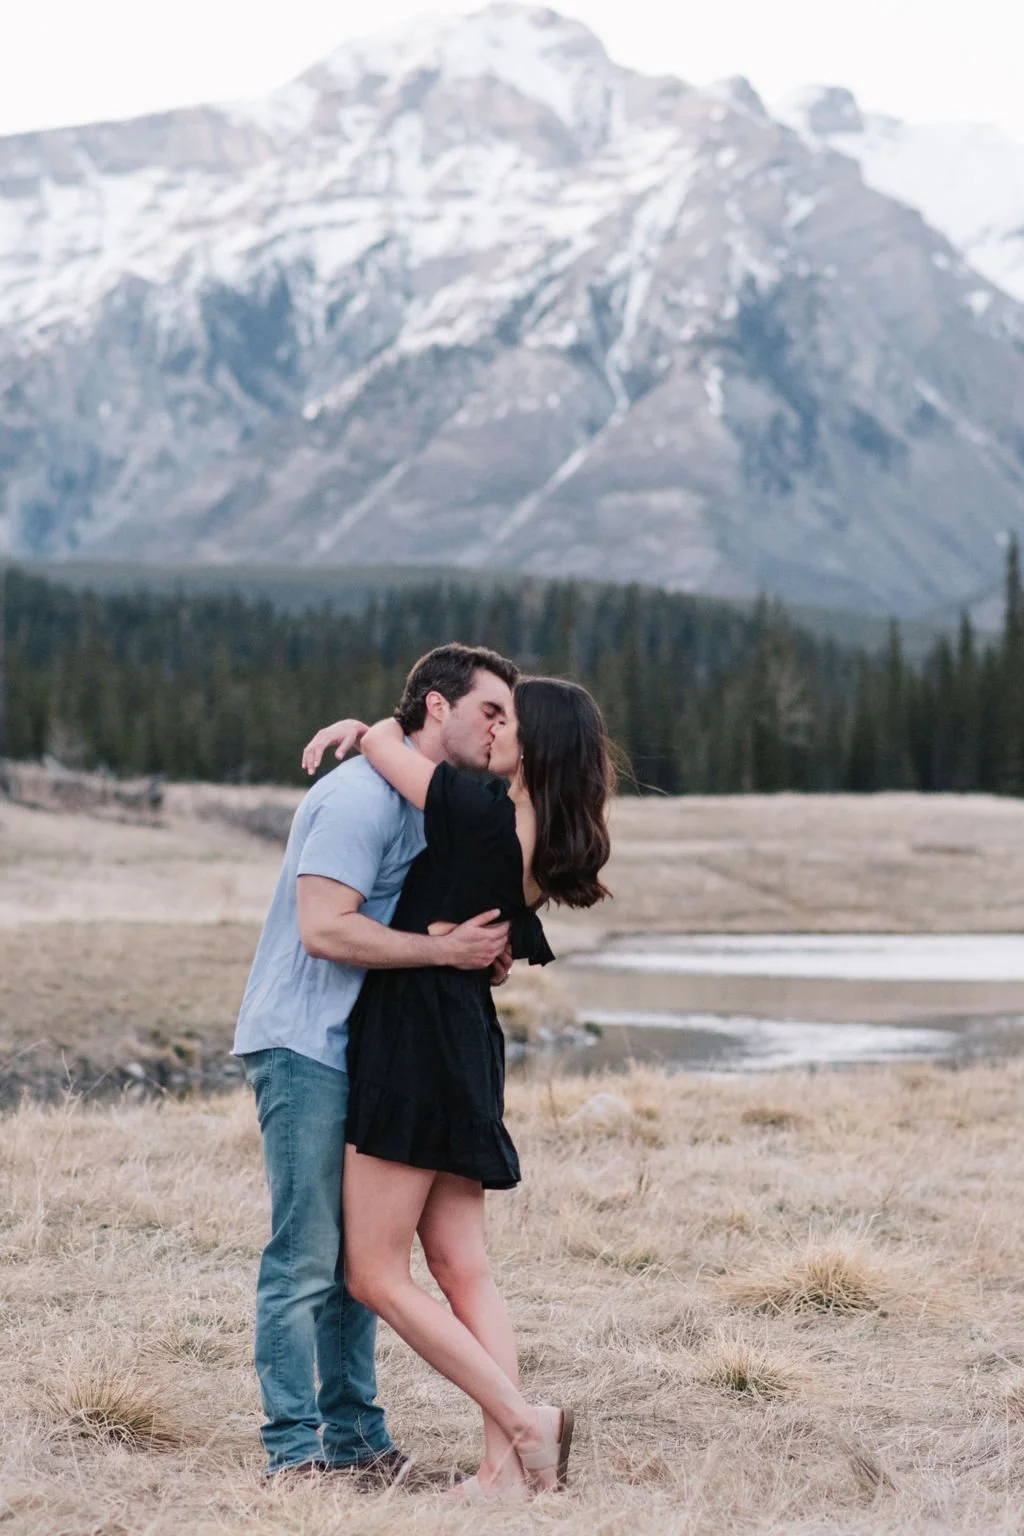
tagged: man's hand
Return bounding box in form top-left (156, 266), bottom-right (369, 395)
top-left (435, 911), bottom-right (511, 971)
top-left (490, 941), bottom-right (513, 988)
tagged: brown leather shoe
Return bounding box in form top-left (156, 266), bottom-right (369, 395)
top-left (344, 1450), bottom-right (449, 1493)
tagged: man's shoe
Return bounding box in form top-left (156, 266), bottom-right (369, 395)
top-left (337, 1448), bottom-right (439, 1493)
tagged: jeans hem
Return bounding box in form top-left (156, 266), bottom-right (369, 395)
top-left (321, 1431), bottom-right (396, 1465)
top-left (321, 1447), bottom-right (397, 1470)
top-left (263, 1453), bottom-right (324, 1477)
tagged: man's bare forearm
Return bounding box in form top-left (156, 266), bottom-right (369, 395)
top-left (302, 911), bottom-right (440, 968)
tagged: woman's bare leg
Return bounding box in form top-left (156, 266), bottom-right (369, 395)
top-left (417, 1173), bottom-right (525, 1491)
top-left (342, 1147), bottom-right (555, 1480)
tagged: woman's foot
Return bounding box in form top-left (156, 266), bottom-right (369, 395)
top-left (517, 1405), bottom-right (575, 1493)
top-left (446, 1461), bottom-right (529, 1504)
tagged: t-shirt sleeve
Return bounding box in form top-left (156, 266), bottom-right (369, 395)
top-left (296, 781), bottom-right (397, 901)
top-left (424, 762), bottom-right (504, 857)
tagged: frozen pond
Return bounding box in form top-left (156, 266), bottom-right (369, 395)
top-left (570, 934), bottom-right (1024, 983)
top-left (517, 1007), bottom-right (1024, 1077)
top-left (530, 933), bottom-right (1024, 1077)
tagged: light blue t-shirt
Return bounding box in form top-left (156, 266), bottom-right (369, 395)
top-left (233, 755), bottom-right (426, 1071)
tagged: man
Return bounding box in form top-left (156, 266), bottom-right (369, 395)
top-left (233, 642), bottom-right (520, 1480)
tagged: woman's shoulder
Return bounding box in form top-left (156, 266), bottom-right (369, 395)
top-left (432, 763), bottom-right (511, 816)
top-left (438, 761), bottom-right (508, 793)
top-left (424, 762), bottom-right (513, 856)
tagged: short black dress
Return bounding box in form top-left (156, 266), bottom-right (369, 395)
top-left (345, 762), bottom-right (554, 1190)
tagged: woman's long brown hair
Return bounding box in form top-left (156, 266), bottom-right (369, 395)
top-left (515, 677), bottom-right (615, 909)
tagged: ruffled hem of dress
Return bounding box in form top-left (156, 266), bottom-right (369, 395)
top-left (347, 1079), bottom-right (521, 1191)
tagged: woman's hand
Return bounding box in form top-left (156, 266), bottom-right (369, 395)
top-left (301, 718), bottom-right (369, 777)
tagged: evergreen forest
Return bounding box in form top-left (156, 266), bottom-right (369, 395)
top-left (3, 551), bottom-right (1024, 796)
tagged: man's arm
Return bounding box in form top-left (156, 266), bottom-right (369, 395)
top-left (297, 876), bottom-right (509, 971)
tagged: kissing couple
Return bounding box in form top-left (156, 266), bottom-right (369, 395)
top-left (233, 642), bottom-right (615, 1501)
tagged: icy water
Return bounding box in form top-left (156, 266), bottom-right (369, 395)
top-left (525, 934), bottom-right (1024, 1077)
top-left (574, 934), bottom-right (1024, 983)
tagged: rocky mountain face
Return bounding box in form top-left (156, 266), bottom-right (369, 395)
top-left (776, 86), bottom-right (1024, 304)
top-left (2, 4), bottom-right (1024, 616)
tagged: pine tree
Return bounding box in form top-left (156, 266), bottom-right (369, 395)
top-left (952, 612), bottom-right (979, 790)
top-left (995, 538), bottom-right (1024, 794)
top-left (879, 621), bottom-right (913, 788)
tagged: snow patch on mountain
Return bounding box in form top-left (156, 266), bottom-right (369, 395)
top-left (314, 5), bottom-right (618, 136)
top-left (0, 6), bottom-right (657, 340)
top-left (775, 86), bottom-right (1024, 300)
top-left (220, 79), bottom-right (320, 141)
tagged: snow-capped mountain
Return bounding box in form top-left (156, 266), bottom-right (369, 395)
top-left (2, 4), bottom-right (1024, 617)
top-left (776, 85), bottom-right (1024, 303)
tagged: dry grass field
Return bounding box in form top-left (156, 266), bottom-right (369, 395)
top-left (598, 791), bottom-right (1024, 939)
top-left (5, 1062), bottom-right (1024, 1535)
top-left (7, 782), bottom-right (1024, 939)
top-left (6, 782), bottom-right (1024, 1531)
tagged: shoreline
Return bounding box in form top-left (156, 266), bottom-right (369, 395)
top-left (7, 784), bottom-right (1024, 1102)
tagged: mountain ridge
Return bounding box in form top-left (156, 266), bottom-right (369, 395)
top-left (2, 4), bottom-right (1024, 617)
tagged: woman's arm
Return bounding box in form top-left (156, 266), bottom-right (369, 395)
top-left (359, 717), bottom-right (437, 809)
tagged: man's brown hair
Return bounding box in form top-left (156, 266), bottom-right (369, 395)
top-left (393, 643), bottom-right (520, 734)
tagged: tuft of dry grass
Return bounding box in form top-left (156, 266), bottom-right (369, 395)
top-left (843, 1440), bottom-right (896, 1498)
top-left (44, 1356), bottom-right (191, 1451)
top-left (724, 1240), bottom-right (909, 1317)
top-left (740, 1106), bottom-right (808, 1132)
top-left (695, 1333), bottom-right (799, 1399)
top-left (147, 1324), bottom-right (239, 1366)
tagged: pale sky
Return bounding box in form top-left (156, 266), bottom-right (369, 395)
top-left (3, 0), bottom-right (1023, 142)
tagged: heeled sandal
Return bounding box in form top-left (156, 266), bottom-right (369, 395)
top-left (519, 1406), bottom-right (575, 1492)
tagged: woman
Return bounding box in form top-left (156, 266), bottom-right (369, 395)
top-left (301, 677), bottom-right (614, 1501)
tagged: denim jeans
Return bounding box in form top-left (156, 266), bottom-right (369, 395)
top-left (243, 1047), bottom-right (393, 1472)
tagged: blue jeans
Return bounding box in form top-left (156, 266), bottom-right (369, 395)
top-left (243, 1047), bottom-right (393, 1472)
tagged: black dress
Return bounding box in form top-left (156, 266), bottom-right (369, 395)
top-left (345, 762), bottom-right (554, 1190)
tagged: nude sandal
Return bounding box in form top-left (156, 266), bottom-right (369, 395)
top-left (519, 1406), bottom-right (575, 1492)
top-left (449, 1474), bottom-right (529, 1504)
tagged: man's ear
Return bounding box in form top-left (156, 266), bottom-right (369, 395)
top-left (424, 690), bottom-right (449, 724)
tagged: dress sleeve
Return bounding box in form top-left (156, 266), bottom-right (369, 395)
top-left (424, 762), bottom-right (505, 856)
top-left (510, 911), bottom-right (556, 967)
